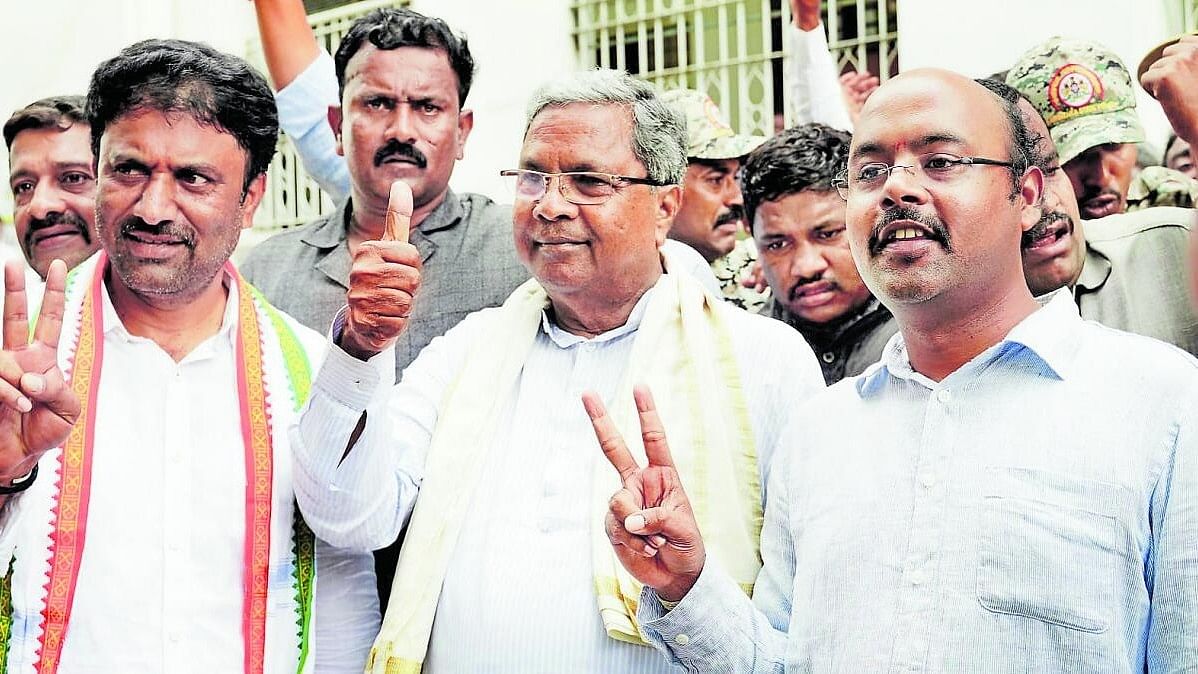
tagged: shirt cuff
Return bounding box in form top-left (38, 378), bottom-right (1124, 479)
top-left (638, 557), bottom-right (751, 668)
top-left (314, 306), bottom-right (396, 412)
top-left (275, 50), bottom-right (339, 137)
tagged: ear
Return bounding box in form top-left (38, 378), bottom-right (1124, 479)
top-left (456, 108), bottom-right (475, 160)
top-left (1018, 165), bottom-right (1044, 234)
top-left (328, 106), bottom-right (344, 157)
top-left (654, 184), bottom-right (683, 246)
top-left (239, 173), bottom-right (269, 230)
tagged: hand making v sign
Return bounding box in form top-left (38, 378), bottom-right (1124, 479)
top-left (583, 385), bottom-right (707, 603)
top-left (0, 259), bottom-right (80, 491)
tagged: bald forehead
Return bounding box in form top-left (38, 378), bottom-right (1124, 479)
top-left (851, 70), bottom-right (1009, 161)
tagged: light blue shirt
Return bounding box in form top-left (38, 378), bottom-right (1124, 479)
top-left (639, 291), bottom-right (1198, 672)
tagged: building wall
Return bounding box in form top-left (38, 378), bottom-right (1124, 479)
top-left (896, 0), bottom-right (1186, 152)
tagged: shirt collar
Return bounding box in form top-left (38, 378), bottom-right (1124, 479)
top-left (101, 266), bottom-right (241, 352)
top-left (1074, 243), bottom-right (1111, 293)
top-left (541, 276), bottom-right (662, 348)
top-left (855, 289), bottom-right (1079, 397)
top-left (304, 190), bottom-right (466, 249)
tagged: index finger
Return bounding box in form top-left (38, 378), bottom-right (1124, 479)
top-left (33, 260), bottom-right (67, 348)
top-left (632, 385), bottom-right (676, 469)
top-left (3, 259), bottom-right (30, 350)
top-left (382, 181), bottom-right (412, 243)
top-left (582, 390), bottom-right (640, 482)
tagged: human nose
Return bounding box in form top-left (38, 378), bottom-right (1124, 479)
top-left (25, 181), bottom-right (68, 220)
top-left (725, 176), bottom-right (744, 207)
top-left (791, 240), bottom-right (829, 279)
top-left (531, 174), bottom-right (577, 221)
top-left (384, 105), bottom-right (418, 144)
top-left (131, 173), bottom-right (179, 225)
top-left (879, 164), bottom-right (926, 208)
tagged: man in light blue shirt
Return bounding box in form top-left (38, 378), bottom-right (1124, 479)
top-left (588, 68), bottom-right (1198, 672)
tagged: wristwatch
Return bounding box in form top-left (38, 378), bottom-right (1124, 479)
top-left (0, 463), bottom-right (38, 495)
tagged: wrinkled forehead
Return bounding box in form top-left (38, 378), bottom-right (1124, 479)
top-left (850, 74), bottom-right (1009, 162)
top-left (521, 103), bottom-right (638, 170)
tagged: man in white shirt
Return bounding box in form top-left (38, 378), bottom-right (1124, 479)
top-left (0, 39), bottom-right (377, 673)
top-left (291, 69), bottom-right (825, 673)
top-left (595, 68), bottom-right (1198, 672)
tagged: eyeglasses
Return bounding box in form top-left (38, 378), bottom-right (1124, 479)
top-left (832, 152), bottom-right (1014, 200)
top-left (499, 169), bottom-right (670, 205)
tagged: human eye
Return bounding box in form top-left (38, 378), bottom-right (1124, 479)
top-left (571, 173), bottom-right (616, 197)
top-left (922, 153), bottom-right (961, 172)
top-left (10, 179), bottom-right (34, 196)
top-left (177, 168), bottom-right (212, 187)
top-left (414, 100), bottom-right (442, 116)
top-left (61, 171), bottom-right (94, 190)
top-left (364, 95), bottom-right (394, 111)
top-left (814, 226), bottom-right (844, 241)
top-left (855, 163), bottom-right (888, 183)
top-left (111, 161), bottom-right (148, 180)
top-left (763, 239), bottom-right (790, 252)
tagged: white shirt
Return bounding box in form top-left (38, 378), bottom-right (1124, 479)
top-left (0, 267), bottom-right (377, 674)
top-left (293, 274), bottom-right (826, 672)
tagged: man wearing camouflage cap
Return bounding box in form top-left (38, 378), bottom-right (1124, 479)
top-left (661, 89), bottom-right (769, 310)
top-left (1008, 36), bottom-right (1198, 219)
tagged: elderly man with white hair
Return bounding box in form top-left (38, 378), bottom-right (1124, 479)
top-left (290, 69), bottom-right (824, 673)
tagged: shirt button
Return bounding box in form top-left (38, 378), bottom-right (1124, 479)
top-left (821, 352), bottom-right (836, 364)
top-left (919, 472), bottom-right (936, 488)
top-left (674, 634), bottom-right (690, 646)
top-left (935, 389), bottom-right (951, 403)
top-left (909, 568), bottom-right (925, 585)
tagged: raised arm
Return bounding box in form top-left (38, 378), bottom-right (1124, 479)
top-left (251, 0), bottom-right (322, 90)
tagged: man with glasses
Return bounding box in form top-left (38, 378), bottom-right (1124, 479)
top-left (290, 69), bottom-right (825, 673)
top-left (590, 68), bottom-right (1198, 672)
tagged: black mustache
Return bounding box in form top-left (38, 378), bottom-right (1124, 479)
top-left (788, 275), bottom-right (837, 302)
top-left (119, 217), bottom-right (195, 247)
top-left (373, 140), bottom-right (427, 168)
top-left (714, 206), bottom-right (745, 228)
top-left (1022, 209), bottom-right (1071, 247)
top-left (26, 211), bottom-right (91, 247)
top-left (1079, 186), bottom-right (1119, 203)
top-left (868, 206), bottom-right (950, 256)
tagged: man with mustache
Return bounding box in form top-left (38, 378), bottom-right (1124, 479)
top-left (4, 96), bottom-right (100, 279)
top-left (744, 123), bottom-right (898, 384)
top-left (592, 68), bottom-right (1198, 672)
top-left (981, 78), bottom-right (1198, 356)
top-left (0, 39), bottom-right (383, 673)
top-left (1007, 36), bottom-right (1198, 220)
top-left (240, 7), bottom-right (528, 376)
top-left (660, 89), bottom-right (771, 311)
top-left (290, 69), bottom-right (824, 673)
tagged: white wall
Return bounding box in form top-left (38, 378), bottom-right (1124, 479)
top-left (409, 0), bottom-right (578, 203)
top-left (1, 0), bottom-right (580, 221)
top-left (897, 0), bottom-right (1186, 153)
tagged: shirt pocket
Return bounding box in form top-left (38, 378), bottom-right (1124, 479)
top-left (976, 466), bottom-right (1123, 633)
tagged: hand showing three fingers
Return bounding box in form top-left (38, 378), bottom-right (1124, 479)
top-left (583, 385), bottom-right (705, 602)
top-left (340, 181), bottom-right (423, 360)
top-left (0, 259), bottom-right (80, 482)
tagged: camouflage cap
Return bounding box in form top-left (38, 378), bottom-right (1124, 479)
top-left (1006, 36), bottom-right (1144, 165)
top-left (660, 88), bottom-right (765, 160)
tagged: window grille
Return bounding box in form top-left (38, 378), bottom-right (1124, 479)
top-left (571, 0), bottom-right (898, 136)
